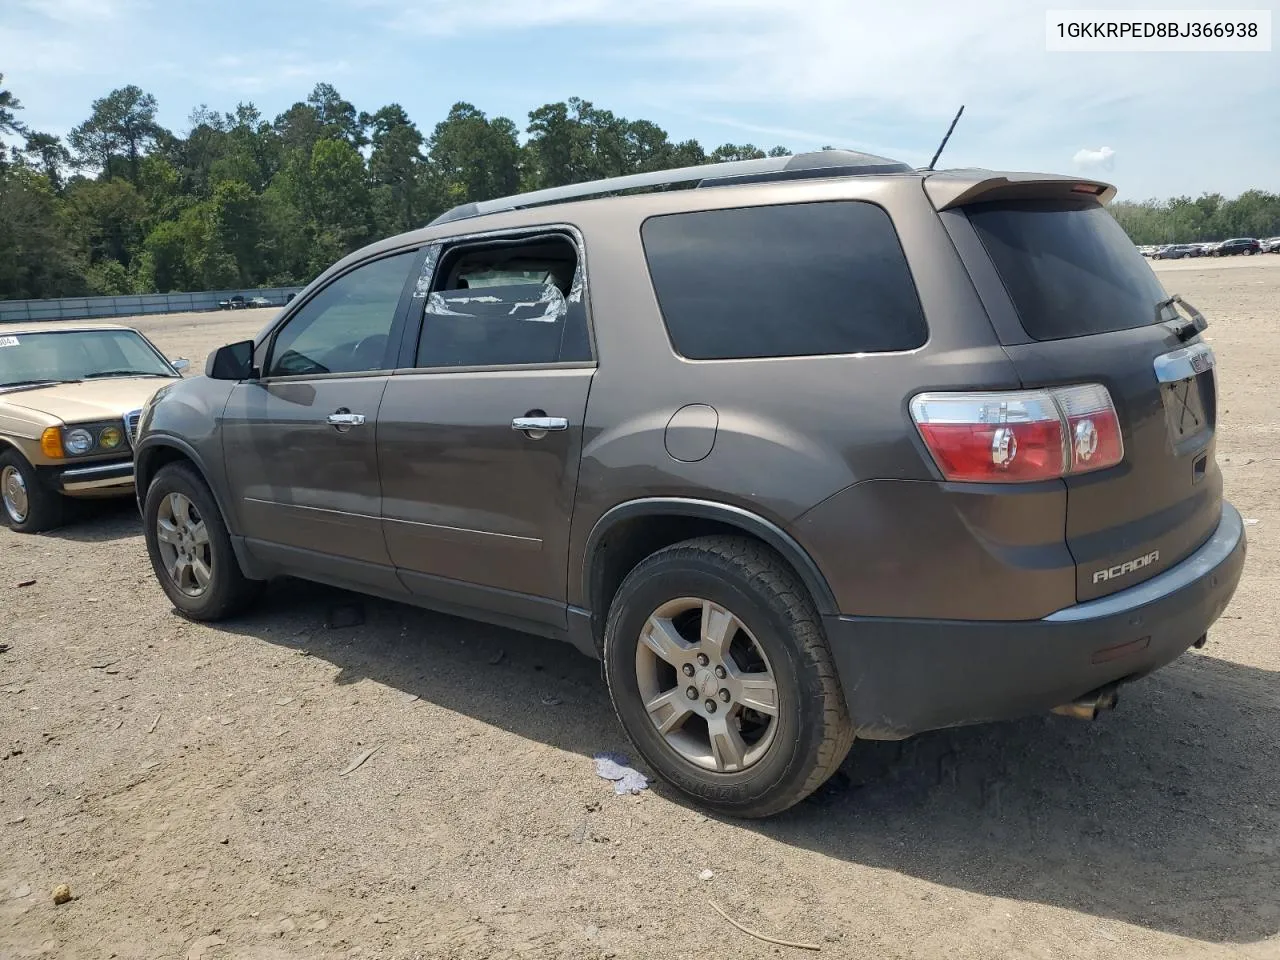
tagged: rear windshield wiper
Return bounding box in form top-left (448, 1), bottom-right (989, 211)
top-left (83, 370), bottom-right (170, 379)
top-left (1157, 294), bottom-right (1208, 341)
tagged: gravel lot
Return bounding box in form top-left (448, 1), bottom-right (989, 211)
top-left (2, 259), bottom-right (1278, 960)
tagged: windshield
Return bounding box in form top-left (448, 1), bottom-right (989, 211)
top-left (966, 199), bottom-right (1169, 341)
top-left (0, 329), bottom-right (173, 388)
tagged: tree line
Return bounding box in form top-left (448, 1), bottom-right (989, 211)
top-left (0, 73), bottom-right (793, 301)
top-left (1110, 193), bottom-right (1280, 246)
top-left (2, 72), bottom-right (1278, 302)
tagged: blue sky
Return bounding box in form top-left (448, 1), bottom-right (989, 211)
top-left (2, 0), bottom-right (1276, 200)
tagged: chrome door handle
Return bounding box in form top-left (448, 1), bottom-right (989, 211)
top-left (511, 416), bottom-right (568, 432)
top-left (327, 412), bottom-right (366, 426)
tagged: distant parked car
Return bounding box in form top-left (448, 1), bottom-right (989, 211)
top-left (1197, 242), bottom-right (1218, 256)
top-left (1213, 238), bottom-right (1261, 257)
top-left (218, 295), bottom-right (247, 310)
top-left (1153, 244), bottom-right (1195, 260)
top-left (249, 296), bottom-right (272, 308)
top-left (1260, 237), bottom-right (1280, 253)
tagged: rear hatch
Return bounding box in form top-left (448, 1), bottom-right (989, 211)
top-left (959, 196), bottom-right (1221, 602)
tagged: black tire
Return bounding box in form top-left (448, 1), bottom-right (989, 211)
top-left (142, 462), bottom-right (261, 620)
top-left (0, 449), bottom-right (65, 533)
top-left (603, 536), bottom-right (854, 818)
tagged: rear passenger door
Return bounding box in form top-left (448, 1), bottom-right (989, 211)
top-left (377, 230), bottom-right (595, 629)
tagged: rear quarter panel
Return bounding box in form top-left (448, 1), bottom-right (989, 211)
top-left (561, 177), bottom-right (1029, 610)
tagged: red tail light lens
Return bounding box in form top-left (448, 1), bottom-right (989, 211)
top-left (910, 385), bottom-right (1123, 483)
top-left (1053, 383), bottom-right (1124, 475)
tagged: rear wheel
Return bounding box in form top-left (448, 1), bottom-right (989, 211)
top-left (603, 536), bottom-right (853, 818)
top-left (143, 462), bottom-right (261, 620)
top-left (0, 450), bottom-right (64, 533)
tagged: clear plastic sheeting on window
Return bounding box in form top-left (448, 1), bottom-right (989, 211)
top-left (411, 244), bottom-right (442, 300)
top-left (417, 274), bottom-right (591, 367)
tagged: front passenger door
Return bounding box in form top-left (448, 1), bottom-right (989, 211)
top-left (221, 249), bottom-right (421, 590)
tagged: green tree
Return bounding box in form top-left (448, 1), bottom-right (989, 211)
top-left (0, 167), bottom-right (84, 299)
top-left (429, 102), bottom-right (521, 204)
top-left (308, 83), bottom-right (367, 148)
top-left (69, 85), bottom-right (164, 182)
top-left (21, 132), bottom-right (70, 191)
top-left (0, 73), bottom-right (26, 166)
top-left (209, 178), bottom-right (263, 284)
top-left (60, 177), bottom-right (148, 274)
top-left (365, 104), bottom-right (425, 234)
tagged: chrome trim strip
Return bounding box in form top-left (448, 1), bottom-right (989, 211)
top-left (60, 461), bottom-right (134, 480)
top-left (1154, 342), bottom-right (1215, 384)
top-left (62, 476), bottom-right (135, 491)
top-left (1044, 503), bottom-right (1243, 622)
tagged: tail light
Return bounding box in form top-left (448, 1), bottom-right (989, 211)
top-left (910, 385), bottom-right (1123, 483)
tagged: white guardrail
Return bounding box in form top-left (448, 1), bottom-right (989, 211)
top-left (0, 287), bottom-right (306, 323)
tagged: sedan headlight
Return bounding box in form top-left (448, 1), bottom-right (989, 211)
top-left (99, 426), bottom-right (123, 450)
top-left (64, 428), bottom-right (95, 455)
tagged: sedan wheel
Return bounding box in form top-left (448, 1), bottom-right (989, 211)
top-left (1, 464), bottom-right (29, 524)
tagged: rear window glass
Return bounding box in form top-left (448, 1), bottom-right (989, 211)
top-left (967, 200), bottom-right (1168, 341)
top-left (641, 201), bottom-right (927, 360)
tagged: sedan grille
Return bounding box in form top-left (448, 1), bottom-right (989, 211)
top-left (125, 409), bottom-right (142, 445)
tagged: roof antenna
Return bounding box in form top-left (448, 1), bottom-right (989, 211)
top-left (926, 105), bottom-right (965, 171)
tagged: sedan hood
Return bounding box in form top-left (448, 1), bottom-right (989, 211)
top-left (1, 377), bottom-right (174, 424)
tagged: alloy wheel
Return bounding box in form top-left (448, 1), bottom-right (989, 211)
top-left (155, 491), bottom-right (212, 597)
top-left (634, 597), bottom-right (779, 773)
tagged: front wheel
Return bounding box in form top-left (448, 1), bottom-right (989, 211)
top-left (0, 450), bottom-right (64, 533)
top-left (143, 462), bottom-right (261, 620)
top-left (603, 536), bottom-right (854, 818)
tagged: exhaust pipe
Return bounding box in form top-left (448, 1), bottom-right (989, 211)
top-left (1051, 686), bottom-right (1120, 721)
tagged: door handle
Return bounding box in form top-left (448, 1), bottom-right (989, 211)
top-left (512, 416), bottom-right (568, 432)
top-left (327, 412), bottom-right (366, 426)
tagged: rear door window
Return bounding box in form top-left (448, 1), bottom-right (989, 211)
top-left (966, 200), bottom-right (1168, 341)
top-left (641, 201), bottom-right (927, 360)
top-left (415, 233), bottom-right (591, 368)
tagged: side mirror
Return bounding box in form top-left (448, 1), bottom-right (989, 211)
top-left (170, 357), bottom-right (190, 373)
top-left (205, 340), bottom-right (257, 380)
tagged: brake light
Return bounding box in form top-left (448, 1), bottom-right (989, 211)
top-left (910, 385), bottom-right (1123, 483)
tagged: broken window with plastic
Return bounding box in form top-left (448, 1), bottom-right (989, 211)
top-left (414, 238), bottom-right (591, 368)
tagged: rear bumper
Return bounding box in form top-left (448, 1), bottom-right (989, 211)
top-left (825, 502), bottom-right (1247, 739)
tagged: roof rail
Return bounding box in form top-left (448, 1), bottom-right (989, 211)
top-left (428, 149), bottom-right (912, 226)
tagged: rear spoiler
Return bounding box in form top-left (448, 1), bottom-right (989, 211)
top-left (924, 170), bottom-right (1117, 211)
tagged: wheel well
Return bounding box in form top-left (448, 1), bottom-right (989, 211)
top-left (587, 513), bottom-right (826, 646)
top-left (135, 444), bottom-right (194, 497)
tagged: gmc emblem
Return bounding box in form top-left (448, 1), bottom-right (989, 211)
top-left (1093, 550), bottom-right (1160, 584)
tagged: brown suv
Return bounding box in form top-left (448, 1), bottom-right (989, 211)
top-left (134, 151), bottom-right (1246, 817)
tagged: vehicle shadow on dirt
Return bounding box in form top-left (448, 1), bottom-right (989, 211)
top-left (226, 579), bottom-right (1279, 945)
top-left (44, 497), bottom-right (142, 542)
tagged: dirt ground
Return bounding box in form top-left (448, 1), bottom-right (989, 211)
top-left (1, 260), bottom-right (1278, 960)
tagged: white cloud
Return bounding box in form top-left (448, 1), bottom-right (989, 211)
top-left (18, 0), bottom-right (137, 22)
top-left (1073, 146), bottom-right (1115, 170)
top-left (353, 0), bottom-right (1278, 195)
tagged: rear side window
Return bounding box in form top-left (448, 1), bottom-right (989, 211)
top-left (641, 201), bottom-right (927, 360)
top-left (966, 200), bottom-right (1168, 341)
top-left (416, 234), bottom-right (590, 367)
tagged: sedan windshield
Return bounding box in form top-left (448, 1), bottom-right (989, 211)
top-left (0, 329), bottom-right (174, 388)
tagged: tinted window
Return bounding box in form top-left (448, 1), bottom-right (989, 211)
top-left (967, 200), bottom-right (1168, 341)
top-left (416, 235), bottom-right (590, 367)
top-left (641, 201), bottom-right (927, 360)
top-left (268, 251), bottom-right (416, 377)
